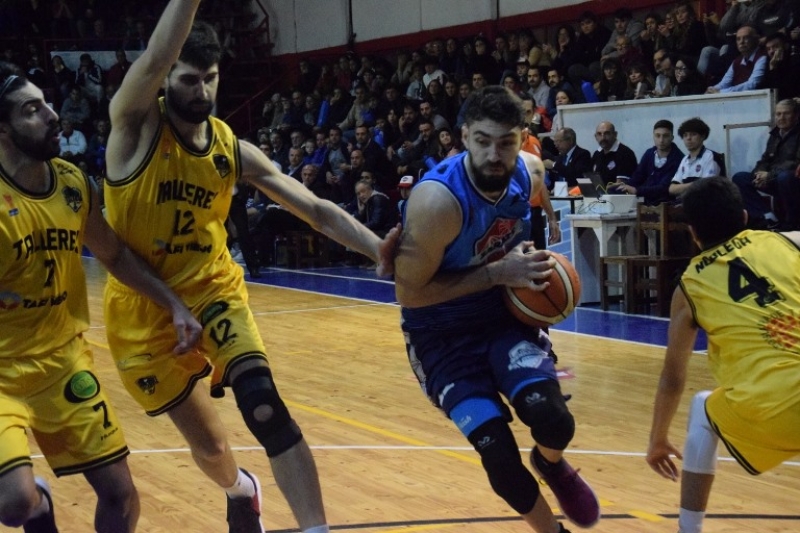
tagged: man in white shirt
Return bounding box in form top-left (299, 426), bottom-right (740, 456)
top-left (58, 119), bottom-right (87, 166)
top-left (669, 118), bottom-right (721, 197)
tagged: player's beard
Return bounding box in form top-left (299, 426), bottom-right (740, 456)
top-left (166, 86), bottom-right (214, 124)
top-left (9, 122), bottom-right (60, 161)
top-left (469, 157), bottom-right (514, 194)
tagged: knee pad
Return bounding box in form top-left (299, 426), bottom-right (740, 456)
top-left (683, 391), bottom-right (718, 475)
top-left (467, 417), bottom-right (540, 515)
top-left (512, 380), bottom-right (575, 450)
top-left (232, 366), bottom-right (302, 457)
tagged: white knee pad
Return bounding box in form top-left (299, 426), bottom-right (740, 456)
top-left (682, 391), bottom-right (718, 475)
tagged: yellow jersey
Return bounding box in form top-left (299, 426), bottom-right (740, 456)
top-left (0, 159), bottom-right (91, 357)
top-left (104, 98), bottom-right (241, 301)
top-left (681, 229), bottom-right (800, 420)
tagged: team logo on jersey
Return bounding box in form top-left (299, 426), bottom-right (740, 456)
top-left (64, 370), bottom-right (100, 403)
top-left (213, 154), bottom-right (231, 178)
top-left (136, 376), bottom-right (159, 395)
top-left (3, 194), bottom-right (19, 217)
top-left (507, 340), bottom-right (547, 371)
top-left (0, 291), bottom-right (21, 310)
top-left (474, 218), bottom-right (521, 263)
top-left (62, 186), bottom-right (83, 213)
top-left (201, 300), bottom-right (229, 327)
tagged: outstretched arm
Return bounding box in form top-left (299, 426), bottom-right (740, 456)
top-left (82, 183), bottom-right (202, 354)
top-left (238, 140), bottom-right (399, 274)
top-left (647, 286), bottom-right (699, 480)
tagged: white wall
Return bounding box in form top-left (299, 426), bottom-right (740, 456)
top-left (257, 0), bottom-right (587, 55)
top-left (559, 90), bottom-right (776, 176)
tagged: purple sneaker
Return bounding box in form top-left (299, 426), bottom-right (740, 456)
top-left (531, 446), bottom-right (600, 528)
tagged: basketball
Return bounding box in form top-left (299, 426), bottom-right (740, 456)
top-left (502, 252), bottom-right (581, 327)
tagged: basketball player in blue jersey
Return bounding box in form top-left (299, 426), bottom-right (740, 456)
top-left (0, 63), bottom-right (201, 532)
top-left (394, 86), bottom-right (601, 533)
top-left (647, 176), bottom-right (800, 533)
top-left (102, 2), bottom-right (397, 533)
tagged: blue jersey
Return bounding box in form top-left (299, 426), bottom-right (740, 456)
top-left (402, 152), bottom-right (532, 331)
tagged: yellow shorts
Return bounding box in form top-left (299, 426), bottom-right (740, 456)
top-left (104, 273), bottom-right (268, 416)
top-left (0, 335), bottom-right (129, 477)
top-left (706, 388), bottom-right (800, 474)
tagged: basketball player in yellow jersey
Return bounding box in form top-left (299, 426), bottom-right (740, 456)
top-left (0, 63), bottom-right (201, 533)
top-left (647, 176), bottom-right (800, 533)
top-left (102, 2), bottom-right (397, 533)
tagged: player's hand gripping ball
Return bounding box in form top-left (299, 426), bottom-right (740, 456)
top-left (503, 251), bottom-right (581, 327)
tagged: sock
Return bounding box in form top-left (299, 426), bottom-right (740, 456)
top-left (678, 508), bottom-right (704, 533)
top-left (224, 469), bottom-right (256, 499)
top-left (303, 526), bottom-right (330, 533)
top-left (532, 446), bottom-right (559, 473)
top-left (28, 487), bottom-right (51, 519)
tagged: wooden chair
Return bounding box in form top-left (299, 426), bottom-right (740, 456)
top-left (599, 203), bottom-right (697, 315)
top-left (282, 230), bottom-right (330, 268)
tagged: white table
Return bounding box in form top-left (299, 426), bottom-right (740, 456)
top-left (567, 213), bottom-right (637, 305)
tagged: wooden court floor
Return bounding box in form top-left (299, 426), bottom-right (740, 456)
top-left (8, 259), bottom-right (800, 533)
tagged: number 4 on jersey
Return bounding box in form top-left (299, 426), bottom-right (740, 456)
top-left (727, 257), bottom-right (784, 307)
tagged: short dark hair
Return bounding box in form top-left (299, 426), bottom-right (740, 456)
top-left (179, 20), bottom-right (222, 70)
top-left (653, 119), bottom-right (674, 132)
top-left (463, 86), bottom-right (524, 128)
top-left (0, 61), bottom-right (26, 122)
top-left (579, 10), bottom-right (597, 23)
top-left (678, 118), bottom-right (710, 140)
top-left (766, 32), bottom-right (788, 45)
top-left (613, 8), bottom-right (633, 20)
top-left (682, 177), bottom-right (745, 246)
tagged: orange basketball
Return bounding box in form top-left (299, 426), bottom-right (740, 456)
top-left (502, 252), bottom-right (581, 327)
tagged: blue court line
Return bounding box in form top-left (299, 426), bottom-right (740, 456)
top-left (246, 266), bottom-right (707, 351)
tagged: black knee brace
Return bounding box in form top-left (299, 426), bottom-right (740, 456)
top-left (467, 417), bottom-right (540, 515)
top-left (512, 380), bottom-right (575, 450)
top-left (232, 366), bottom-right (302, 457)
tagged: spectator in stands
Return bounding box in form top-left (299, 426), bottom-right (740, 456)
top-left (391, 50), bottom-right (413, 88)
top-left (764, 32), bottom-right (800, 101)
top-left (569, 10), bottom-right (612, 88)
top-left (377, 83), bottom-right (404, 119)
top-left (545, 68), bottom-right (574, 119)
top-left (425, 78), bottom-right (445, 111)
top-left (671, 58), bottom-right (706, 96)
top-left (418, 99), bottom-right (450, 131)
top-left (123, 19), bottom-right (150, 51)
top-left (422, 56), bottom-right (446, 89)
top-left (472, 36), bottom-right (500, 84)
top-left (315, 63), bottom-right (335, 96)
top-left (25, 53), bottom-right (47, 90)
top-left (322, 126), bottom-right (351, 203)
top-left (651, 49), bottom-right (674, 97)
top-left (550, 89), bottom-right (573, 133)
top-left (608, 119), bottom-right (684, 205)
top-left (698, 1), bottom-right (758, 79)
top-left (405, 64), bottom-right (426, 101)
top-left (339, 83), bottom-right (371, 137)
top-left (669, 118), bottom-right (722, 197)
top-left (59, 86), bottom-right (91, 130)
top-left (732, 99), bottom-right (800, 231)
top-left (50, 55), bottom-right (74, 105)
top-left (396, 119), bottom-right (436, 177)
top-left (601, 8), bottom-right (645, 64)
top-left (671, 1), bottom-right (708, 66)
top-left (297, 59), bottom-right (318, 95)
top-left (58, 118), bottom-right (87, 166)
top-left (441, 38), bottom-right (465, 80)
top-left (591, 121), bottom-right (638, 186)
top-left (261, 92), bottom-right (282, 130)
top-left (543, 24), bottom-right (580, 73)
top-left (441, 80), bottom-right (461, 128)
top-left (353, 124), bottom-right (389, 176)
top-left (303, 94), bottom-right (320, 130)
top-left (74, 52), bottom-right (104, 104)
top-left (613, 35), bottom-right (644, 74)
top-left (594, 58), bottom-right (627, 102)
top-left (455, 71), bottom-right (487, 128)
top-left (325, 87), bottom-right (352, 130)
top-left (543, 127), bottom-right (592, 187)
top-left (639, 12), bottom-right (669, 62)
top-left (270, 130), bottom-right (290, 169)
top-left (433, 127), bottom-right (463, 162)
top-left (352, 178), bottom-right (397, 239)
top-left (707, 26), bottom-right (766, 94)
top-left (752, 0), bottom-right (796, 37)
top-left (526, 67), bottom-right (550, 113)
top-left (285, 146), bottom-right (305, 181)
top-left (491, 34), bottom-right (513, 74)
top-left (87, 118), bottom-right (110, 177)
top-left (523, 30), bottom-right (549, 68)
top-left (503, 73), bottom-right (522, 96)
top-left (106, 49), bottom-right (132, 89)
top-left (624, 62), bottom-right (654, 100)
top-left (396, 174), bottom-right (415, 215)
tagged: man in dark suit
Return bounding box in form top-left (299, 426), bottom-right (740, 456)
top-left (543, 127), bottom-right (592, 187)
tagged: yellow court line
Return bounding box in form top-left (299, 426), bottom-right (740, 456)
top-left (628, 510), bottom-right (665, 522)
top-left (284, 400), bottom-right (482, 466)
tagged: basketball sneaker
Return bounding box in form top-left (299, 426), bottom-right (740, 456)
top-left (23, 477), bottom-right (58, 533)
top-left (531, 446), bottom-right (600, 528)
top-left (226, 469), bottom-right (264, 533)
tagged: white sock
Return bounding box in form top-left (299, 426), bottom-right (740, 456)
top-left (303, 526), bottom-right (330, 533)
top-left (28, 488), bottom-right (51, 519)
top-left (224, 469), bottom-right (256, 499)
top-left (678, 508), bottom-right (705, 533)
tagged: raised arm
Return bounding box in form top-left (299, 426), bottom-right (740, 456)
top-left (107, 0), bottom-right (202, 174)
top-left (82, 182), bottom-right (202, 354)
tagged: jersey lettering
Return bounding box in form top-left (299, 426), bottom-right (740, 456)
top-left (12, 228), bottom-right (80, 260)
top-left (156, 179), bottom-right (217, 209)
